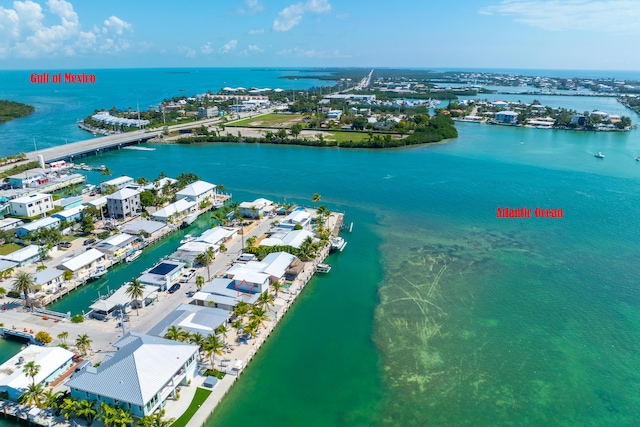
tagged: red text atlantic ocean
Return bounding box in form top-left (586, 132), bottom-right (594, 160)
top-left (496, 207), bottom-right (563, 218)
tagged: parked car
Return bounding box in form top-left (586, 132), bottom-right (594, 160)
top-left (58, 241), bottom-right (72, 249)
top-left (168, 283), bottom-right (181, 294)
top-left (83, 238), bottom-right (96, 246)
top-left (180, 269), bottom-right (196, 283)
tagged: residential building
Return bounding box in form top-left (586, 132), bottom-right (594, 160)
top-left (0, 260), bottom-right (18, 277)
top-left (0, 346), bottom-right (74, 400)
top-left (176, 180), bottom-right (216, 206)
top-left (93, 233), bottom-right (140, 260)
top-left (494, 111), bottom-right (519, 125)
top-left (138, 261), bottom-right (184, 291)
top-left (106, 189), bottom-right (141, 219)
top-left (141, 177), bottom-right (177, 194)
top-left (100, 176), bottom-right (134, 193)
top-left (0, 218), bottom-right (23, 231)
top-left (147, 303), bottom-right (229, 338)
top-left (327, 110), bottom-right (343, 120)
top-left (198, 106), bottom-right (218, 118)
top-left (261, 229), bottom-right (316, 249)
top-left (9, 193), bottom-right (54, 217)
top-left (52, 205), bottom-right (86, 223)
top-left (16, 217), bottom-right (60, 238)
top-left (0, 245), bottom-right (41, 267)
top-left (239, 198), bottom-right (274, 218)
top-left (226, 251), bottom-right (295, 284)
top-left (53, 196), bottom-right (83, 210)
top-left (279, 209), bottom-right (312, 230)
top-left (89, 285), bottom-right (158, 320)
top-left (57, 248), bottom-right (106, 278)
top-left (193, 278), bottom-right (260, 311)
top-left (67, 333), bottom-right (198, 418)
top-left (121, 220), bottom-right (167, 240)
top-left (151, 199), bottom-right (197, 224)
top-left (8, 168), bottom-right (49, 189)
top-left (33, 268), bottom-right (64, 293)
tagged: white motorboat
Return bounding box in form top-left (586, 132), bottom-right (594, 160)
top-left (594, 152), bottom-right (605, 158)
top-left (316, 263), bottom-right (332, 273)
top-left (330, 236), bottom-right (347, 252)
top-left (180, 234), bottom-right (195, 244)
top-left (125, 250), bottom-right (142, 263)
top-left (182, 213), bottom-right (198, 227)
top-left (89, 265), bottom-right (107, 280)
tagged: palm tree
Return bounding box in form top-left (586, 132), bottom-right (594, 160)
top-left (57, 331), bottom-right (69, 344)
top-left (231, 319), bottom-right (243, 343)
top-left (76, 399), bottom-right (97, 425)
top-left (60, 397), bottom-right (79, 420)
top-left (101, 167), bottom-right (112, 176)
top-left (195, 247), bottom-right (215, 281)
top-left (22, 361), bottom-right (40, 385)
top-left (75, 333), bottom-right (93, 356)
top-left (189, 332), bottom-right (204, 360)
top-left (195, 275), bottom-right (205, 291)
top-left (256, 291), bottom-right (274, 312)
top-left (125, 278), bottom-right (145, 316)
top-left (249, 306), bottom-right (269, 330)
top-left (311, 193), bottom-right (321, 205)
top-left (13, 272), bottom-right (35, 308)
top-left (164, 326), bottom-right (189, 342)
top-left (203, 334), bottom-right (224, 369)
top-left (215, 324), bottom-right (228, 344)
top-left (272, 281), bottom-right (284, 298)
top-left (19, 383), bottom-right (45, 408)
top-left (42, 388), bottom-right (61, 413)
top-left (113, 408), bottom-right (133, 427)
top-left (98, 402), bottom-right (116, 427)
top-left (137, 412), bottom-right (175, 427)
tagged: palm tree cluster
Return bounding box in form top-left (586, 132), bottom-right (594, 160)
top-left (125, 278), bottom-right (145, 315)
top-left (163, 326), bottom-right (224, 370)
top-left (230, 292), bottom-right (274, 342)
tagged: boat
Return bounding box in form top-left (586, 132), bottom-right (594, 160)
top-left (316, 263), bottom-right (332, 273)
top-left (636, 157), bottom-right (640, 162)
top-left (180, 234), bottom-right (195, 244)
top-left (89, 265), bottom-right (107, 280)
top-left (594, 152), bottom-right (605, 158)
top-left (330, 236), bottom-right (347, 252)
top-left (182, 213), bottom-right (199, 227)
top-left (125, 250), bottom-right (142, 263)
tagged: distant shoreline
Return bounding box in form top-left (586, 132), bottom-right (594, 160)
top-left (0, 100), bottom-right (35, 124)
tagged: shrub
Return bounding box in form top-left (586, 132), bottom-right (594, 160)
top-left (71, 314), bottom-right (84, 323)
top-left (35, 331), bottom-right (53, 344)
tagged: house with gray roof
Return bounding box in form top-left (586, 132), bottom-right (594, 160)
top-left (33, 268), bottom-right (64, 293)
top-left (147, 304), bottom-right (229, 338)
top-left (106, 188), bottom-right (141, 219)
top-left (67, 333), bottom-right (198, 417)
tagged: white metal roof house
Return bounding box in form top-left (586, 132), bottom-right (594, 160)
top-left (194, 278), bottom-right (260, 311)
top-left (279, 209), bottom-right (312, 230)
top-left (52, 205), bottom-right (86, 223)
top-left (147, 303), bottom-right (229, 338)
top-left (176, 180), bottom-right (216, 206)
top-left (67, 333), bottom-right (198, 418)
top-left (151, 199), bottom-right (197, 224)
top-left (0, 345), bottom-right (74, 400)
top-left (100, 176), bottom-right (134, 193)
top-left (33, 268), bottom-right (64, 293)
top-left (16, 217), bottom-right (60, 238)
top-left (261, 229), bottom-right (316, 249)
top-left (93, 233), bottom-right (140, 259)
top-left (57, 248), bottom-right (106, 278)
top-left (0, 245), bottom-right (41, 267)
top-left (10, 193), bottom-right (54, 218)
top-left (197, 227), bottom-right (236, 246)
top-left (224, 266), bottom-right (270, 294)
top-left (138, 261), bottom-right (185, 290)
top-left (227, 252), bottom-right (295, 284)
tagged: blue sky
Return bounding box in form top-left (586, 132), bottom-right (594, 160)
top-left (1, 0), bottom-right (639, 70)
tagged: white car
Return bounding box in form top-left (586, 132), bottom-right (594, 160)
top-left (180, 269), bottom-right (197, 283)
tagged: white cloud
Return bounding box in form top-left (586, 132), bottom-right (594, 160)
top-left (481, 0), bottom-right (640, 33)
top-left (273, 0), bottom-right (331, 32)
top-left (201, 41), bottom-right (213, 54)
top-left (248, 28), bottom-right (265, 34)
top-left (240, 0), bottom-right (264, 14)
top-left (248, 44), bottom-right (263, 52)
top-left (0, 0), bottom-right (135, 59)
top-left (276, 46), bottom-right (348, 58)
top-left (103, 15), bottom-right (132, 35)
top-left (336, 12), bottom-right (350, 20)
top-left (220, 39), bottom-right (237, 53)
top-left (178, 45), bottom-right (196, 58)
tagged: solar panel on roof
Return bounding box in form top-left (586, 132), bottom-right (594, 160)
top-left (148, 262), bottom-right (179, 276)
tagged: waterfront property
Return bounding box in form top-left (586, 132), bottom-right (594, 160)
top-left (8, 168), bottom-right (48, 189)
top-left (67, 333), bottom-right (198, 418)
top-left (0, 259), bottom-right (18, 276)
top-left (197, 227), bottom-right (236, 246)
top-left (106, 188), bottom-right (142, 219)
top-left (0, 244), bottom-right (41, 267)
top-left (138, 261), bottom-right (185, 290)
top-left (176, 180), bottom-right (216, 206)
top-left (0, 345), bottom-right (74, 400)
top-left (193, 278), bottom-right (260, 311)
top-left (57, 248), bottom-right (106, 279)
top-left (93, 233), bottom-right (140, 260)
top-left (238, 198), bottom-right (274, 218)
top-left (261, 228), bottom-right (316, 248)
top-left (52, 205), bottom-right (86, 223)
top-left (493, 110), bottom-right (519, 125)
top-left (169, 241), bottom-right (217, 268)
top-left (15, 216), bottom-right (60, 237)
top-left (227, 252), bottom-right (295, 284)
top-left (141, 177), bottom-right (177, 194)
top-left (53, 195), bottom-right (84, 210)
top-left (84, 196), bottom-right (108, 210)
top-left (0, 218), bottom-right (23, 231)
top-left (100, 176), bottom-right (134, 193)
top-left (147, 303), bottom-right (229, 338)
top-left (279, 209), bottom-right (312, 230)
top-left (33, 268), bottom-right (64, 293)
top-left (152, 199), bottom-right (197, 224)
top-left (9, 193), bottom-right (53, 217)
top-left (121, 219), bottom-right (167, 240)
top-left (89, 284), bottom-right (158, 319)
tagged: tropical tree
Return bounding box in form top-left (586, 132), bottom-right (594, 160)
top-left (42, 388), bottom-right (61, 412)
top-left (215, 324), bottom-right (228, 344)
top-left (101, 167), bottom-right (112, 176)
top-left (189, 332), bottom-right (204, 359)
top-left (195, 275), bottom-right (205, 291)
top-left (203, 334), bottom-right (224, 369)
top-left (22, 361), bottom-right (40, 385)
top-left (19, 383), bottom-right (45, 408)
top-left (246, 236), bottom-right (257, 246)
top-left (98, 402), bottom-right (117, 427)
top-left (290, 123), bottom-right (303, 137)
top-left (39, 244), bottom-right (51, 266)
top-left (125, 278), bottom-right (145, 316)
top-left (249, 306), bottom-right (269, 330)
top-left (13, 272), bottom-right (35, 307)
top-left (57, 331), bottom-right (69, 344)
top-left (0, 286), bottom-right (6, 297)
top-left (75, 333), bottom-right (93, 356)
top-left (232, 301), bottom-right (250, 319)
top-left (114, 408), bottom-right (134, 427)
top-left (256, 291), bottom-right (274, 312)
top-left (195, 246), bottom-right (215, 281)
top-left (311, 193), bottom-right (321, 204)
top-left (76, 399), bottom-right (98, 425)
top-left (137, 411), bottom-right (175, 427)
top-left (60, 397), bottom-right (79, 420)
top-left (164, 326), bottom-right (189, 342)
top-left (272, 281), bottom-right (284, 298)
top-left (231, 319), bottom-right (243, 343)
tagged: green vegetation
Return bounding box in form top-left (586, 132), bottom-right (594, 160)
top-left (0, 100), bottom-right (35, 123)
top-left (0, 243), bottom-right (22, 255)
top-left (0, 161), bottom-right (40, 180)
top-left (71, 314), bottom-right (84, 323)
top-left (228, 113), bottom-right (305, 127)
top-left (202, 369), bottom-right (226, 379)
top-left (170, 388), bottom-right (212, 427)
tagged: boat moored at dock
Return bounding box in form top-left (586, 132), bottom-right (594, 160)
top-left (330, 236), bottom-right (347, 252)
top-left (316, 263), bottom-right (332, 273)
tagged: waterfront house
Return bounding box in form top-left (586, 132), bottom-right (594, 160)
top-left (147, 303), bottom-right (229, 337)
top-left (67, 333), bottom-right (198, 418)
top-left (93, 233), bottom-right (140, 260)
top-left (169, 241), bottom-right (217, 268)
top-left (0, 245), bottom-right (41, 267)
top-left (176, 180), bottom-right (216, 206)
top-left (0, 218), bottom-right (23, 231)
top-left (494, 111), bottom-right (518, 125)
top-left (0, 346), bottom-right (74, 400)
top-left (261, 229), bottom-right (316, 249)
top-left (85, 196), bottom-right (108, 210)
top-left (227, 252), bottom-right (295, 284)
top-left (8, 168), bottom-right (49, 189)
top-left (141, 177), bottom-right (177, 194)
top-left (100, 176), bottom-right (134, 193)
top-left (239, 198), bottom-right (274, 218)
top-left (9, 193), bottom-right (54, 217)
top-left (52, 205), bottom-right (86, 223)
top-left (121, 219), bottom-right (167, 240)
top-left (138, 261), bottom-right (185, 291)
top-left (53, 195), bottom-right (84, 210)
top-left (151, 199), bottom-right (197, 224)
top-left (89, 284), bottom-right (158, 319)
top-left (106, 188), bottom-right (142, 219)
top-left (33, 268), bottom-right (64, 293)
top-left (279, 209), bottom-right (312, 230)
top-left (193, 278), bottom-right (260, 311)
top-left (223, 266), bottom-right (270, 294)
top-left (58, 248), bottom-right (106, 279)
top-left (0, 259), bottom-right (18, 277)
top-left (16, 217), bottom-right (60, 238)
top-left (197, 227), bottom-right (236, 246)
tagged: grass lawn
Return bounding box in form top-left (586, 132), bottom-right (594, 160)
top-left (228, 113), bottom-right (304, 127)
top-left (170, 387), bottom-right (212, 427)
top-left (0, 243), bottom-right (22, 255)
top-left (61, 235), bottom-right (79, 242)
top-left (322, 131), bottom-right (372, 143)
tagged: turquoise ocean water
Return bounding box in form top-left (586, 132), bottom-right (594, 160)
top-left (1, 69), bottom-right (640, 426)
